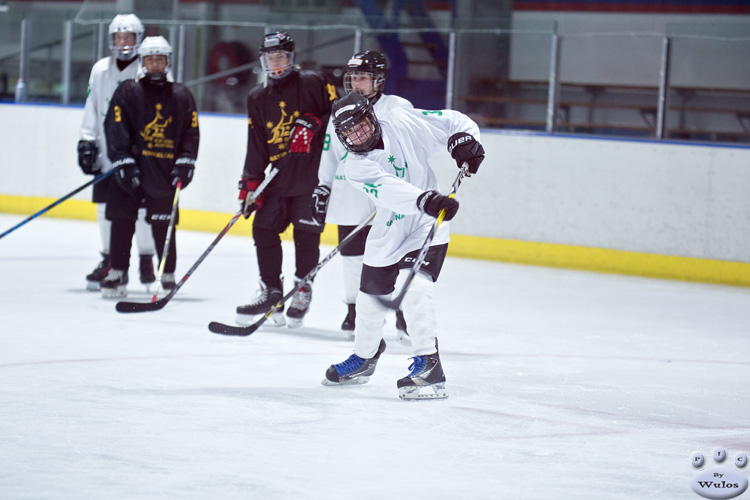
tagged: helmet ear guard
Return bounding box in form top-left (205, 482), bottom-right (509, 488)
top-left (331, 92), bottom-right (382, 154)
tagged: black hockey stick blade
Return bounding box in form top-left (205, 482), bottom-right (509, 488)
top-left (208, 320), bottom-right (262, 336)
top-left (115, 292), bottom-right (176, 313)
top-left (209, 211), bottom-right (378, 337)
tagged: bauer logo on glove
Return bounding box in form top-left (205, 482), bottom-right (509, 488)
top-left (447, 132), bottom-right (485, 175)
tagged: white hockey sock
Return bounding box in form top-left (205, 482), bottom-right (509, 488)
top-left (135, 207), bottom-right (156, 256)
top-left (353, 292), bottom-right (388, 359)
top-left (399, 273), bottom-right (438, 356)
top-left (342, 255), bottom-right (363, 304)
top-left (97, 203), bottom-right (111, 255)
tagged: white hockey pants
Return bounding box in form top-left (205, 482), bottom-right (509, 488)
top-left (354, 272), bottom-right (437, 359)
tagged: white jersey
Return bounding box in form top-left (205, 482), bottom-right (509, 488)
top-left (318, 94), bottom-right (413, 225)
top-left (79, 56), bottom-right (141, 173)
top-left (344, 107), bottom-right (480, 268)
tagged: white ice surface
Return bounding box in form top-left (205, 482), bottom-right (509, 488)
top-left (1, 214), bottom-right (749, 499)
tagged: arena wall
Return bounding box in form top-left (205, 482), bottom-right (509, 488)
top-left (2, 102), bottom-right (749, 286)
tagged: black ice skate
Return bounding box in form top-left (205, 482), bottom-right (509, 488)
top-left (160, 273), bottom-right (177, 291)
top-left (86, 253), bottom-right (111, 291)
top-left (286, 280), bottom-right (312, 328)
top-left (395, 309), bottom-right (410, 345)
top-left (397, 344), bottom-right (448, 400)
top-left (236, 280), bottom-right (285, 327)
top-left (341, 303), bottom-right (355, 340)
top-left (322, 339), bottom-right (386, 386)
top-left (139, 255), bottom-right (155, 288)
top-left (100, 269), bottom-right (129, 299)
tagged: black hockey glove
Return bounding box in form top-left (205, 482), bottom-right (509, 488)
top-left (77, 140), bottom-right (100, 175)
top-left (447, 132), bottom-right (485, 175)
top-left (114, 160), bottom-right (141, 198)
top-left (417, 190), bottom-right (459, 221)
top-left (171, 161), bottom-right (195, 188)
top-left (311, 185), bottom-right (331, 225)
top-left (238, 178), bottom-right (263, 219)
top-left (289, 113), bottom-right (322, 154)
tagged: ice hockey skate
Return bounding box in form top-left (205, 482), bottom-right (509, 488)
top-left (100, 269), bottom-right (129, 299)
top-left (286, 280), bottom-right (312, 328)
top-left (160, 273), bottom-right (176, 290)
top-left (395, 309), bottom-right (410, 345)
top-left (397, 346), bottom-right (448, 400)
top-left (139, 255), bottom-right (155, 289)
top-left (86, 253), bottom-right (111, 291)
top-left (341, 303), bottom-right (355, 340)
top-left (322, 338), bottom-right (386, 386)
top-left (236, 280), bottom-right (285, 327)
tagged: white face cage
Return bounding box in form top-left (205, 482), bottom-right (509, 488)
top-left (260, 50), bottom-right (295, 79)
top-left (108, 14), bottom-right (144, 61)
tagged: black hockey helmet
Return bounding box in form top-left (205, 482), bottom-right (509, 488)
top-left (332, 92), bottom-right (381, 154)
top-left (344, 50), bottom-right (388, 99)
top-left (259, 32), bottom-right (295, 79)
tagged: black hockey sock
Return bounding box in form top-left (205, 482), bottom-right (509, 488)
top-left (151, 224), bottom-right (177, 274)
top-left (293, 228), bottom-right (320, 279)
top-left (109, 219), bottom-right (136, 271)
top-left (253, 227), bottom-right (283, 289)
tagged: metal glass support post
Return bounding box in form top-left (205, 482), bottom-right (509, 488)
top-left (177, 23), bottom-right (186, 83)
top-left (61, 19), bottom-right (73, 105)
top-left (445, 30), bottom-right (457, 110)
top-left (97, 22), bottom-right (106, 61)
top-left (354, 28), bottom-right (362, 54)
top-left (546, 27), bottom-right (561, 134)
top-left (15, 17), bottom-right (30, 103)
top-left (656, 36), bottom-right (672, 140)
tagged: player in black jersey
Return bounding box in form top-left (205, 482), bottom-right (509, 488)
top-left (100, 36), bottom-right (200, 299)
top-left (236, 31), bottom-right (338, 328)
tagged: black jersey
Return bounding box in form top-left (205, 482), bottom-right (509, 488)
top-left (242, 69), bottom-right (338, 196)
top-left (105, 79), bottom-right (200, 200)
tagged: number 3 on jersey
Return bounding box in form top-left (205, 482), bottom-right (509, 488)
top-left (114, 105), bottom-right (122, 122)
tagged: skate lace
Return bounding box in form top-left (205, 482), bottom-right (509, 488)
top-left (290, 285), bottom-right (311, 310)
top-left (334, 354), bottom-right (365, 376)
top-left (406, 356), bottom-right (427, 377)
top-left (247, 287), bottom-right (269, 307)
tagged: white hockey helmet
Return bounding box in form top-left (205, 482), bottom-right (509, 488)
top-left (138, 36), bottom-right (172, 85)
top-left (108, 13), bottom-right (144, 61)
top-left (139, 36), bottom-right (172, 69)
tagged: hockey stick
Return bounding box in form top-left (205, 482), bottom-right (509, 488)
top-left (208, 210), bottom-right (378, 336)
top-left (0, 166), bottom-right (122, 240)
top-left (115, 167), bottom-right (281, 313)
top-left (377, 163), bottom-right (469, 311)
top-left (149, 181), bottom-right (181, 302)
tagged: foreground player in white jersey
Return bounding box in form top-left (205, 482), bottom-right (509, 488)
top-left (321, 93), bottom-right (485, 400)
top-left (313, 51), bottom-right (413, 340)
top-left (78, 13), bottom-right (156, 291)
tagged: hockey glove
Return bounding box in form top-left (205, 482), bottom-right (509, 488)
top-left (114, 161), bottom-right (141, 198)
top-left (289, 113), bottom-right (322, 154)
top-left (171, 161), bottom-right (195, 188)
top-left (311, 184), bottom-right (331, 225)
top-left (417, 190), bottom-right (459, 221)
top-left (238, 178), bottom-right (263, 219)
top-left (77, 140), bottom-right (100, 175)
top-left (447, 132), bottom-right (485, 175)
